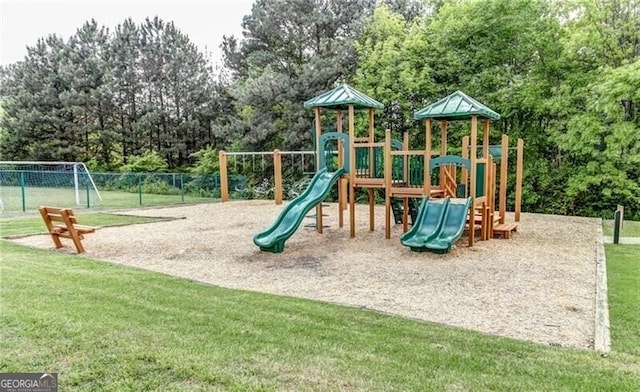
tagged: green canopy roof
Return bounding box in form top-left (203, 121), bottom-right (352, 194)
top-left (413, 91), bottom-right (500, 121)
top-left (304, 84), bottom-right (384, 111)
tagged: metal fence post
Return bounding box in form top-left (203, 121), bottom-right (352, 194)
top-left (20, 171), bottom-right (26, 212)
top-left (180, 174), bottom-right (184, 202)
top-left (138, 174), bottom-right (143, 206)
top-left (613, 209), bottom-right (621, 245)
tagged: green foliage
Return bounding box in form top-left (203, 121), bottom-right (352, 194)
top-left (354, 4), bottom-right (435, 138)
top-left (221, 0), bottom-right (378, 151)
top-left (190, 147), bottom-right (220, 174)
top-left (3, 0), bottom-right (640, 219)
top-left (1, 17), bottom-right (219, 169)
top-left (120, 151), bottom-right (168, 173)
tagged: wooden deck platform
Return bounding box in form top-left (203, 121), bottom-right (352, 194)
top-left (493, 222), bottom-right (518, 239)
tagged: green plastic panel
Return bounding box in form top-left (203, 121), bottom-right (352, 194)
top-left (414, 91), bottom-right (500, 121)
top-left (304, 84), bottom-right (384, 110)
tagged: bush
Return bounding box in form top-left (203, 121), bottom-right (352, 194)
top-left (120, 152), bottom-right (168, 173)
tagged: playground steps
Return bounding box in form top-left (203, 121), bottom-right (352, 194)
top-left (493, 222), bottom-right (518, 239)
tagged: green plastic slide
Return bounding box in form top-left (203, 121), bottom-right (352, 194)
top-left (253, 167), bottom-right (345, 253)
top-left (400, 197), bottom-right (450, 252)
top-left (400, 197), bottom-right (472, 253)
top-left (422, 197), bottom-right (472, 253)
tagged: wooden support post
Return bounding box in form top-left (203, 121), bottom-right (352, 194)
top-left (219, 150), bottom-right (228, 202)
top-left (369, 188), bottom-right (375, 231)
top-left (499, 134), bottom-right (508, 224)
top-left (337, 110), bottom-right (346, 226)
top-left (273, 149), bottom-right (282, 205)
top-left (403, 131), bottom-right (409, 184)
top-left (424, 119), bottom-right (432, 196)
top-left (339, 183), bottom-right (344, 228)
top-left (314, 107), bottom-right (323, 233)
top-left (469, 116), bottom-right (478, 247)
top-left (368, 109), bottom-right (375, 177)
top-left (515, 138), bottom-right (524, 222)
top-left (317, 204), bottom-right (324, 234)
top-left (485, 155), bottom-right (497, 240)
top-left (384, 129), bottom-right (392, 239)
top-left (440, 121), bottom-right (447, 192)
top-left (349, 104), bottom-right (356, 238)
top-left (403, 197), bottom-right (409, 233)
top-left (461, 136), bottom-right (469, 196)
top-left (483, 120), bottom-right (490, 217)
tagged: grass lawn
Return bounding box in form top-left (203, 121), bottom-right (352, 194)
top-left (0, 213), bottom-right (168, 238)
top-left (0, 185), bottom-right (215, 213)
top-left (606, 244), bottom-right (640, 356)
top-left (1, 214), bottom-right (639, 390)
top-left (603, 219), bottom-right (640, 237)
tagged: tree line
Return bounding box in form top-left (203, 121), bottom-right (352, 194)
top-left (1, 0), bottom-right (639, 219)
top-left (0, 17), bottom-right (221, 170)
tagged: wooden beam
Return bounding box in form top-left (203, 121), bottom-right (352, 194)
top-left (499, 134), bottom-right (508, 224)
top-left (349, 104), bottom-right (356, 237)
top-left (314, 107), bottom-right (323, 233)
top-left (219, 150), bottom-right (228, 202)
top-left (440, 120), bottom-right (447, 195)
top-left (483, 120), bottom-right (490, 214)
top-left (273, 149), bottom-right (282, 205)
top-left (469, 116), bottom-right (478, 247)
top-left (515, 138), bottom-right (524, 222)
top-left (337, 109), bottom-right (346, 224)
top-left (424, 119), bottom-right (432, 196)
top-left (369, 109), bottom-right (375, 177)
top-left (403, 131), bottom-right (409, 184)
top-left (461, 135), bottom-right (469, 196)
top-left (369, 188), bottom-right (375, 231)
top-left (385, 129), bottom-right (392, 239)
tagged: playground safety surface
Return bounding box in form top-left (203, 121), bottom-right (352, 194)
top-left (12, 200), bottom-right (600, 349)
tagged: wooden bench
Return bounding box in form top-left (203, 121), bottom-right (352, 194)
top-left (39, 206), bottom-right (96, 253)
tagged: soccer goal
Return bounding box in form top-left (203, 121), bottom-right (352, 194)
top-left (0, 161), bottom-right (102, 212)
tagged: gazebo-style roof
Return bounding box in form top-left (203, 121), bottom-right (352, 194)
top-left (413, 91), bottom-right (500, 121)
top-left (304, 83), bottom-right (384, 111)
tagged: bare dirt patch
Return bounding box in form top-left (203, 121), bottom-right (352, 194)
top-left (11, 200), bottom-right (600, 348)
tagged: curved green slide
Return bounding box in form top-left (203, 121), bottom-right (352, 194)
top-left (253, 167), bottom-right (345, 253)
top-left (422, 197), bottom-right (472, 253)
top-left (401, 197), bottom-right (472, 253)
top-left (400, 197), bottom-right (450, 252)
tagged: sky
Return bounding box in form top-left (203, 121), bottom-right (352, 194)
top-left (0, 0), bottom-right (254, 67)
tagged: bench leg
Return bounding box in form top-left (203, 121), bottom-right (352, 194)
top-left (68, 231), bottom-right (86, 253)
top-left (50, 233), bottom-right (64, 249)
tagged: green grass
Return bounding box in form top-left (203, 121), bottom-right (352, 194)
top-left (0, 213), bottom-right (169, 237)
top-left (0, 186), bottom-right (215, 213)
top-left (1, 241), bottom-right (639, 390)
top-left (603, 219), bottom-right (640, 237)
top-left (606, 244), bottom-right (640, 355)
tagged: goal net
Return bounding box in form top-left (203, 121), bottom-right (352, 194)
top-left (0, 161), bottom-right (102, 212)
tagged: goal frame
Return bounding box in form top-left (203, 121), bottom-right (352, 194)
top-left (0, 161), bottom-right (103, 205)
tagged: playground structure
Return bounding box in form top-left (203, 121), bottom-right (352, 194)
top-left (217, 84), bottom-right (524, 253)
top-left (408, 90), bottom-right (524, 246)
